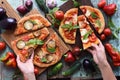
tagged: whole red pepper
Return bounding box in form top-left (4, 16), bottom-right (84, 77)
top-left (98, 0), bottom-right (106, 8)
top-left (0, 52), bottom-right (15, 62)
top-left (64, 51), bottom-right (75, 63)
top-left (103, 3), bottom-right (117, 16)
top-left (5, 58), bottom-right (17, 68)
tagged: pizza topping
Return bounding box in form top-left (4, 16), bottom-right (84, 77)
top-left (26, 38), bottom-right (44, 46)
top-left (47, 40), bottom-right (56, 53)
top-left (95, 19), bottom-right (101, 27)
top-left (41, 57), bottom-right (47, 63)
top-left (83, 30), bottom-right (93, 42)
top-left (80, 29), bottom-right (87, 36)
top-left (28, 20), bottom-right (38, 25)
top-left (81, 8), bottom-right (86, 14)
top-left (82, 38), bottom-right (89, 43)
top-left (85, 10), bottom-right (91, 17)
top-left (16, 40), bottom-right (26, 49)
top-left (89, 33), bottom-right (97, 42)
top-left (33, 31), bottom-right (41, 37)
top-left (64, 30), bottom-right (76, 40)
top-left (45, 54), bottom-right (54, 63)
top-left (90, 12), bottom-right (98, 19)
top-left (24, 20), bottom-right (34, 30)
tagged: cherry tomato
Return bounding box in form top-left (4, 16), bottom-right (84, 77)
top-left (21, 49), bottom-right (28, 55)
top-left (54, 10), bottom-right (64, 20)
top-left (34, 67), bottom-right (39, 75)
top-left (100, 34), bottom-right (106, 40)
top-left (103, 3), bottom-right (117, 16)
top-left (72, 46), bottom-right (81, 56)
top-left (98, 0), bottom-right (106, 8)
top-left (0, 41), bottom-right (6, 51)
top-left (103, 28), bottom-right (112, 36)
top-left (89, 33), bottom-right (97, 42)
top-left (64, 51), bottom-right (75, 63)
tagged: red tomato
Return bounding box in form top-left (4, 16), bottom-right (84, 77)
top-left (54, 10), bottom-right (64, 20)
top-left (64, 51), bottom-right (75, 63)
top-left (89, 33), bottom-right (97, 42)
top-left (98, 0), bottom-right (106, 8)
top-left (103, 3), bottom-right (117, 16)
top-left (34, 67), bottom-right (39, 75)
top-left (100, 34), bottom-right (106, 40)
top-left (21, 49), bottom-right (28, 54)
top-left (72, 46), bottom-right (81, 56)
top-left (0, 42), bottom-right (6, 51)
top-left (103, 28), bottom-right (112, 36)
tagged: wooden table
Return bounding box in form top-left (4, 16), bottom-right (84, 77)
top-left (0, 0), bottom-right (120, 80)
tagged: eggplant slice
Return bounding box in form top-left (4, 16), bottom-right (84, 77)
top-left (16, 40), bottom-right (26, 49)
top-left (24, 20), bottom-right (34, 30)
top-left (47, 40), bottom-right (56, 49)
top-left (33, 30), bottom-right (41, 37)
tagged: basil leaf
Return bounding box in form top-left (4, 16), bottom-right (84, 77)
top-left (95, 19), bottom-right (101, 27)
top-left (26, 39), bottom-right (44, 46)
top-left (72, 0), bottom-right (80, 8)
top-left (91, 12), bottom-right (98, 18)
top-left (73, 25), bottom-right (80, 29)
top-left (49, 7), bottom-right (59, 14)
top-left (61, 24), bottom-right (71, 29)
top-left (47, 47), bottom-right (56, 53)
top-left (83, 30), bottom-right (93, 40)
top-left (41, 57), bottom-right (47, 63)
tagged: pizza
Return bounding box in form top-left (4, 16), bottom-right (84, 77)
top-left (33, 33), bottom-right (62, 68)
top-left (14, 14), bottom-right (51, 35)
top-left (59, 8), bottom-right (78, 44)
top-left (78, 15), bottom-right (99, 49)
top-left (11, 28), bottom-right (50, 62)
top-left (80, 6), bottom-right (105, 34)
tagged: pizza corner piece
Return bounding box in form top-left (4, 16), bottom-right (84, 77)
top-left (14, 14), bottom-right (51, 35)
top-left (78, 15), bottom-right (99, 50)
top-left (33, 32), bottom-right (62, 68)
top-left (59, 8), bottom-right (78, 44)
top-left (11, 27), bottom-right (50, 62)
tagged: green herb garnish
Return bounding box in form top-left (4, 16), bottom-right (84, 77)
top-left (29, 20), bottom-right (38, 25)
top-left (26, 38), bottom-right (44, 45)
top-left (61, 22), bottom-right (79, 31)
top-left (95, 19), bottom-right (101, 27)
top-left (91, 12), bottom-right (98, 18)
top-left (47, 47), bottom-right (56, 53)
top-left (41, 57), bottom-right (47, 63)
top-left (72, 0), bottom-right (80, 8)
top-left (83, 30), bottom-right (93, 40)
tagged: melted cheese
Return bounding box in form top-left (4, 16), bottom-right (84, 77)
top-left (80, 29), bottom-right (87, 36)
top-left (82, 38), bottom-right (89, 43)
top-left (85, 10), bottom-right (91, 17)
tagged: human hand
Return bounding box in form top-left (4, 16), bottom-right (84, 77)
top-left (87, 40), bottom-right (108, 68)
top-left (16, 49), bottom-right (36, 80)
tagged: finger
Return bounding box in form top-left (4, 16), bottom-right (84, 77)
top-left (16, 55), bottom-right (20, 63)
top-left (30, 50), bottom-right (35, 60)
top-left (98, 40), bottom-right (104, 48)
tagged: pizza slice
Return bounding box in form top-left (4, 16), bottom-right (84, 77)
top-left (78, 15), bottom-right (99, 49)
top-left (59, 8), bottom-right (78, 44)
top-left (33, 33), bottom-right (62, 68)
top-left (11, 28), bottom-right (49, 62)
top-left (14, 14), bottom-right (51, 35)
top-left (80, 6), bottom-right (105, 34)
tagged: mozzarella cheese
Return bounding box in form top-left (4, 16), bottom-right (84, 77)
top-left (80, 29), bottom-right (87, 36)
top-left (85, 10), bottom-right (91, 17)
top-left (82, 38), bottom-right (89, 43)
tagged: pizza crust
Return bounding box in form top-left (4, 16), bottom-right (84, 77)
top-left (14, 14), bottom-right (51, 35)
top-left (80, 6), bottom-right (105, 34)
top-left (59, 8), bottom-right (78, 44)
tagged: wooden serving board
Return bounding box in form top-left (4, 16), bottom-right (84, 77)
top-left (0, 0), bottom-right (69, 76)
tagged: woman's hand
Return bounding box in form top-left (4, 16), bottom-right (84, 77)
top-left (87, 40), bottom-right (108, 68)
top-left (16, 49), bottom-right (36, 80)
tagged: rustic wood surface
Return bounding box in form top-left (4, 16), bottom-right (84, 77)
top-left (0, 0), bottom-right (120, 80)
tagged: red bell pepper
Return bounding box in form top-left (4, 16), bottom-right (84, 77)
top-left (0, 52), bottom-right (15, 62)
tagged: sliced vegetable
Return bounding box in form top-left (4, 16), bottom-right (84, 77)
top-left (83, 30), bottom-right (93, 40)
top-left (28, 20), bottom-right (38, 25)
top-left (24, 20), bottom-right (34, 30)
top-left (33, 31), bottom-right (41, 37)
top-left (16, 40), bottom-right (26, 49)
top-left (45, 54), bottom-right (54, 63)
top-left (95, 19), bottom-right (101, 27)
top-left (62, 61), bottom-right (81, 76)
top-left (35, 0), bottom-right (49, 13)
top-left (26, 38), bottom-right (44, 45)
top-left (47, 40), bottom-right (56, 49)
top-left (48, 62), bottom-right (63, 77)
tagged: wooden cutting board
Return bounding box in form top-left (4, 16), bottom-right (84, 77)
top-left (0, 0), bottom-right (69, 76)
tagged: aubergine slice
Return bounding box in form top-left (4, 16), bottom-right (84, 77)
top-left (16, 40), bottom-right (26, 49)
top-left (47, 40), bottom-right (56, 53)
top-left (33, 30), bottom-right (41, 37)
top-left (45, 54), bottom-right (54, 63)
top-left (24, 20), bottom-right (34, 30)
